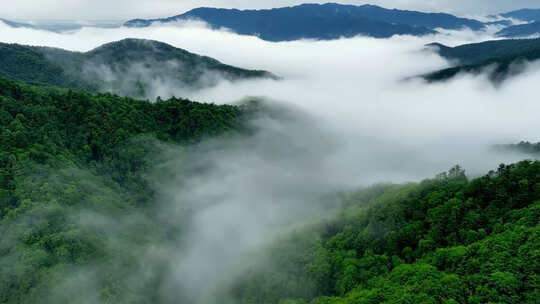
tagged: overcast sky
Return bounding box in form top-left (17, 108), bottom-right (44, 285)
top-left (1, 0), bottom-right (540, 21)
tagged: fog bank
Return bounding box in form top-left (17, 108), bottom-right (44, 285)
top-left (1, 21), bottom-right (539, 303)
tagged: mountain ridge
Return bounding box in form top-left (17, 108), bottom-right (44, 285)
top-left (424, 37), bottom-right (540, 82)
top-left (496, 21), bottom-right (540, 38)
top-left (501, 8), bottom-right (540, 22)
top-left (124, 3), bottom-right (485, 41)
top-left (0, 38), bottom-right (276, 99)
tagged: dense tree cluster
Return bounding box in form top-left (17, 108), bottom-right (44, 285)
top-left (0, 75), bottom-right (251, 303)
top-left (234, 163), bottom-right (540, 304)
top-left (0, 75), bottom-right (539, 303)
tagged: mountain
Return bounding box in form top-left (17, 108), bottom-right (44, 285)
top-left (234, 162), bottom-right (540, 304)
top-left (427, 38), bottom-right (540, 64)
top-left (124, 3), bottom-right (486, 41)
top-left (495, 8), bottom-right (540, 38)
top-left (1, 73), bottom-right (539, 303)
top-left (424, 38), bottom-right (540, 82)
top-left (0, 18), bottom-right (36, 29)
top-left (496, 21), bottom-right (540, 38)
top-left (484, 19), bottom-right (513, 27)
top-left (501, 8), bottom-right (540, 22)
top-left (0, 39), bottom-right (275, 99)
top-left (0, 18), bottom-right (122, 32)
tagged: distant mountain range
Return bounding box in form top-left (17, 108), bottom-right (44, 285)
top-left (0, 39), bottom-right (274, 99)
top-left (0, 18), bottom-right (35, 29)
top-left (8, 3), bottom-right (540, 40)
top-left (6, 4), bottom-right (540, 40)
top-left (424, 38), bottom-right (540, 82)
top-left (124, 3), bottom-right (485, 41)
top-left (500, 8), bottom-right (540, 22)
top-left (494, 9), bottom-right (540, 38)
top-left (496, 22), bottom-right (540, 38)
top-left (0, 18), bottom-right (121, 32)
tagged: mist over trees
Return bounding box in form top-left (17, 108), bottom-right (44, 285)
top-left (1, 71), bottom-right (539, 303)
top-left (233, 162), bottom-right (540, 303)
top-left (0, 75), bottom-right (252, 303)
top-left (1, 2), bottom-right (540, 303)
top-left (0, 39), bottom-right (275, 100)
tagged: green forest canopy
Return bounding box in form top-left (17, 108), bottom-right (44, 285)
top-left (0, 39), bottom-right (275, 99)
top-left (0, 75), bottom-right (538, 303)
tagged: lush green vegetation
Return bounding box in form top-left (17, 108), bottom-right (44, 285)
top-left (425, 38), bottom-right (540, 82)
top-left (0, 43), bottom-right (86, 90)
top-left (233, 163), bottom-right (540, 304)
top-left (0, 74), bottom-right (539, 303)
top-left (0, 39), bottom-right (275, 99)
top-left (0, 75), bottom-right (253, 303)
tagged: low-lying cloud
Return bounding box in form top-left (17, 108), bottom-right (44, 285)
top-left (2, 17), bottom-right (538, 186)
top-left (1, 20), bottom-right (540, 303)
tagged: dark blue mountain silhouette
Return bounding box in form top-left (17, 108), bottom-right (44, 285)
top-left (125, 3), bottom-right (485, 41)
top-left (494, 8), bottom-right (540, 38)
top-left (501, 8), bottom-right (540, 22)
top-left (496, 22), bottom-right (540, 38)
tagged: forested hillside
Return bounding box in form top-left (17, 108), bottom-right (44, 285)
top-left (0, 75), bottom-right (252, 303)
top-left (0, 74), bottom-right (246, 209)
top-left (0, 43), bottom-right (86, 90)
top-left (424, 38), bottom-right (540, 82)
top-left (0, 74), bottom-right (538, 303)
top-left (428, 38), bottom-right (540, 64)
top-left (0, 39), bottom-right (274, 99)
top-left (233, 162), bottom-right (540, 304)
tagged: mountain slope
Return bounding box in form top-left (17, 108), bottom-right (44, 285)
top-left (0, 39), bottom-right (275, 99)
top-left (424, 38), bottom-right (540, 82)
top-left (496, 21), bottom-right (540, 38)
top-left (427, 38), bottom-right (540, 64)
top-left (232, 161), bottom-right (540, 304)
top-left (501, 8), bottom-right (540, 22)
top-left (0, 75), bottom-right (252, 303)
top-left (125, 3), bottom-right (485, 41)
top-left (0, 18), bottom-right (36, 29)
top-left (0, 43), bottom-right (85, 89)
top-left (1, 74), bottom-right (538, 303)
top-left (495, 8), bottom-right (540, 38)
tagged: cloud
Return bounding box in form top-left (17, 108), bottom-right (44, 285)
top-left (1, 21), bottom-right (540, 302)
top-left (0, 21), bottom-right (536, 179)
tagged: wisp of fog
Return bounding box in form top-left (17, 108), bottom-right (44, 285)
top-left (1, 20), bottom-right (539, 302)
